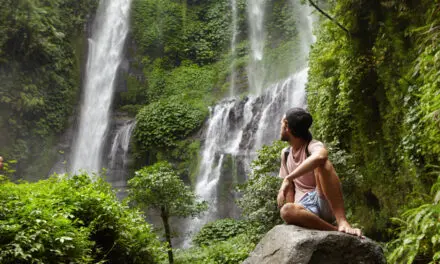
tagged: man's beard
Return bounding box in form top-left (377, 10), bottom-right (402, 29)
top-left (280, 132), bottom-right (289, 142)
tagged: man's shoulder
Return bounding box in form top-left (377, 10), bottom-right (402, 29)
top-left (309, 139), bottom-right (324, 147)
top-left (308, 139), bottom-right (325, 154)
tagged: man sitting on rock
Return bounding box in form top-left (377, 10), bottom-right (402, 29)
top-left (277, 107), bottom-right (362, 237)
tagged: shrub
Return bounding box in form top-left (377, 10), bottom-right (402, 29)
top-left (237, 141), bottom-right (286, 236)
top-left (134, 100), bottom-right (206, 150)
top-left (386, 169), bottom-right (440, 264)
top-left (0, 173), bottom-right (165, 263)
top-left (193, 218), bottom-right (249, 246)
top-left (175, 234), bottom-right (255, 264)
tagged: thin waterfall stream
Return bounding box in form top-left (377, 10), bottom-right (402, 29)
top-left (70, 0), bottom-right (132, 175)
top-left (247, 0), bottom-right (266, 95)
top-left (229, 0), bottom-right (238, 96)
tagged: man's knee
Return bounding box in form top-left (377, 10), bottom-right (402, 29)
top-left (280, 203), bottom-right (303, 222)
top-left (316, 160), bottom-right (335, 175)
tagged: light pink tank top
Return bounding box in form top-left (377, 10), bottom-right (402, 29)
top-left (279, 140), bottom-right (325, 202)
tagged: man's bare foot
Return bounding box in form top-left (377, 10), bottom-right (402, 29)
top-left (337, 221), bottom-right (363, 237)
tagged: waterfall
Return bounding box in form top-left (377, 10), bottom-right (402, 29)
top-left (247, 0), bottom-right (266, 94)
top-left (183, 2), bottom-right (315, 247)
top-left (106, 120), bottom-right (135, 198)
top-left (107, 120), bottom-right (135, 192)
top-left (229, 0), bottom-right (238, 96)
top-left (70, 0), bottom-right (132, 174)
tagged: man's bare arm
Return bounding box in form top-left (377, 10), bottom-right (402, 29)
top-left (278, 148), bottom-right (327, 207)
top-left (284, 147), bottom-right (328, 182)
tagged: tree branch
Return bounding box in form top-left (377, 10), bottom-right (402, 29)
top-left (308, 0), bottom-right (351, 35)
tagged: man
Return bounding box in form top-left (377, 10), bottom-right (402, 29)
top-left (277, 107), bottom-right (362, 237)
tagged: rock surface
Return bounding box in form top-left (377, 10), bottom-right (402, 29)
top-left (243, 225), bottom-right (386, 264)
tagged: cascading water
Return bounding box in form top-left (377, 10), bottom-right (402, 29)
top-left (107, 120), bottom-right (135, 193)
top-left (70, 0), bottom-right (132, 174)
top-left (247, 0), bottom-right (266, 94)
top-left (229, 0), bottom-right (238, 96)
top-left (183, 2), bottom-right (315, 247)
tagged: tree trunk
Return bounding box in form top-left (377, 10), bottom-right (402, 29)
top-left (161, 207), bottom-right (174, 264)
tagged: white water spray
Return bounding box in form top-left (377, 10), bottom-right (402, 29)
top-left (247, 0), bottom-right (266, 94)
top-left (230, 0), bottom-right (238, 96)
top-left (71, 0), bottom-right (132, 174)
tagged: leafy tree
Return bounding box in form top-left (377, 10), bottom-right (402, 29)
top-left (128, 162), bottom-right (207, 264)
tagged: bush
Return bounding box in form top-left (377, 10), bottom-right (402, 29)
top-left (134, 100), bottom-right (206, 150)
top-left (0, 173), bottom-right (165, 263)
top-left (175, 234), bottom-right (255, 264)
top-left (237, 141), bottom-right (286, 236)
top-left (193, 219), bottom-right (249, 246)
top-left (386, 170), bottom-right (440, 264)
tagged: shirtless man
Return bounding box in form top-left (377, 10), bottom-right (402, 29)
top-left (277, 107), bottom-right (362, 236)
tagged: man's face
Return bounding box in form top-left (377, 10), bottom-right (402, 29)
top-left (280, 117), bottom-right (290, 141)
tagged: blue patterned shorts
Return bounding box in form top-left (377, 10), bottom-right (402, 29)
top-left (298, 190), bottom-right (335, 223)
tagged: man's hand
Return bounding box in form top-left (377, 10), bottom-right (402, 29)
top-left (277, 179), bottom-right (292, 208)
top-left (277, 190), bottom-right (285, 208)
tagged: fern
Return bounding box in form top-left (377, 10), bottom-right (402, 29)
top-left (387, 169), bottom-right (440, 264)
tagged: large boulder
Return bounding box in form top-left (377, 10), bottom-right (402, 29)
top-left (243, 225), bottom-right (386, 264)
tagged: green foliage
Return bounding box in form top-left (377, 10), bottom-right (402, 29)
top-left (128, 162), bottom-right (207, 264)
top-left (193, 219), bottom-right (249, 247)
top-left (146, 62), bottom-right (216, 105)
top-left (0, 0), bottom-right (97, 177)
top-left (128, 162), bottom-right (207, 218)
top-left (307, 0), bottom-right (440, 240)
top-left (134, 100), bottom-right (206, 150)
top-left (175, 234), bottom-right (255, 264)
top-left (0, 173), bottom-right (165, 264)
top-left (237, 140), bottom-right (286, 236)
top-left (410, 2), bottom-right (440, 160)
top-left (0, 159), bottom-right (17, 180)
top-left (131, 0), bottom-right (236, 66)
top-left (131, 0), bottom-right (184, 61)
top-left (387, 170), bottom-right (440, 264)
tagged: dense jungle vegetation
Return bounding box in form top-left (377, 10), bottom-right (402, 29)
top-left (0, 0), bottom-right (98, 178)
top-left (1, 0), bottom-right (440, 263)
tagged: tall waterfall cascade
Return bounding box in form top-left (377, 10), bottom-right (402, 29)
top-left (184, 2), bottom-right (315, 247)
top-left (70, 0), bottom-right (133, 174)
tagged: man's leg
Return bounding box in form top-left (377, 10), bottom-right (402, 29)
top-left (314, 160), bottom-right (362, 236)
top-left (280, 203), bottom-right (337, 231)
